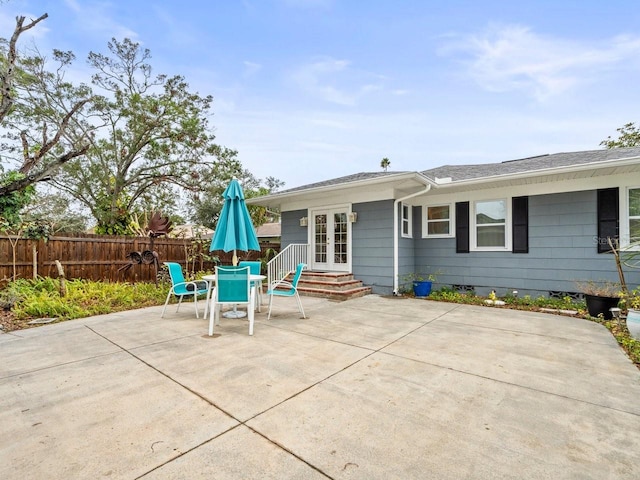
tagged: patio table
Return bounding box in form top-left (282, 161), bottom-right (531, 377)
top-left (202, 273), bottom-right (265, 318)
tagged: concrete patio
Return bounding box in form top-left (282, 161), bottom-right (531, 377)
top-left (1, 295), bottom-right (639, 479)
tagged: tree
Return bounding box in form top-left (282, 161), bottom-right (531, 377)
top-left (601, 122), bottom-right (640, 149)
top-left (22, 191), bottom-right (88, 233)
top-left (0, 14), bottom-right (94, 203)
top-left (2, 26), bottom-right (280, 234)
top-left (49, 38), bottom-right (221, 234)
top-left (0, 170), bottom-right (35, 226)
top-left (380, 157), bottom-right (390, 172)
top-left (245, 176), bottom-right (284, 226)
top-left (187, 148), bottom-right (284, 229)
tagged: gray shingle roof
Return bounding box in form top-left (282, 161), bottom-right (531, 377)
top-left (421, 147), bottom-right (640, 182)
top-left (276, 171), bottom-right (411, 194)
top-left (272, 147), bottom-right (640, 195)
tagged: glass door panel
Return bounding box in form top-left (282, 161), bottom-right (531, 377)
top-left (311, 208), bottom-right (350, 271)
top-left (334, 212), bottom-right (347, 264)
top-left (314, 214), bottom-right (327, 263)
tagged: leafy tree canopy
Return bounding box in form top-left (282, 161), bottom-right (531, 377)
top-left (0, 14), bottom-right (93, 199)
top-left (0, 13), bottom-right (92, 233)
top-left (1, 19), bottom-right (282, 235)
top-left (186, 147), bottom-right (284, 229)
top-left (0, 170), bottom-right (35, 227)
top-left (21, 191), bottom-right (89, 233)
top-left (601, 122), bottom-right (640, 149)
top-left (46, 38), bottom-right (221, 233)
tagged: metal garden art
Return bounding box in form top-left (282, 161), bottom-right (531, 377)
top-left (119, 212), bottom-right (173, 284)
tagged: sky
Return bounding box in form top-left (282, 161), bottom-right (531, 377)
top-left (2, 0), bottom-right (640, 190)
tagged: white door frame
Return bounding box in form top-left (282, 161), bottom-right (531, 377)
top-left (308, 204), bottom-right (352, 272)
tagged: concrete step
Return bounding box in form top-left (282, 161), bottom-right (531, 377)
top-left (297, 278), bottom-right (365, 292)
top-left (277, 270), bottom-right (372, 301)
top-left (298, 285), bottom-right (372, 301)
top-left (300, 271), bottom-right (355, 283)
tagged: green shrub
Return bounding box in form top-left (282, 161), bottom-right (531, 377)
top-left (428, 287), bottom-right (483, 305)
top-left (8, 277), bottom-right (170, 321)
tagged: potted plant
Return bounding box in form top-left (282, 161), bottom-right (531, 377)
top-left (400, 272), bottom-right (438, 298)
top-left (621, 288), bottom-right (640, 340)
top-left (576, 280), bottom-right (621, 320)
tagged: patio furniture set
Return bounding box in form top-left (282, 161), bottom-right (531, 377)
top-left (161, 261), bottom-right (306, 336)
top-left (161, 178), bottom-right (306, 335)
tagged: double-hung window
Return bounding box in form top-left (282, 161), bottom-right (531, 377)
top-left (628, 187), bottom-right (640, 245)
top-left (401, 203), bottom-right (412, 238)
top-left (474, 199), bottom-right (507, 249)
top-left (425, 205), bottom-right (451, 237)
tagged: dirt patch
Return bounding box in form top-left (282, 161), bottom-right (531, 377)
top-left (0, 309), bottom-right (32, 333)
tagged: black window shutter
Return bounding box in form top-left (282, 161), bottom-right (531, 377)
top-left (455, 201), bottom-right (469, 253)
top-left (512, 196), bottom-right (529, 254)
top-left (597, 188), bottom-right (619, 253)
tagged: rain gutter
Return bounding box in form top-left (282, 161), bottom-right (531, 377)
top-left (393, 176), bottom-right (432, 295)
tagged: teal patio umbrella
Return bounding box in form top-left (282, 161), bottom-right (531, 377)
top-left (209, 178), bottom-right (260, 265)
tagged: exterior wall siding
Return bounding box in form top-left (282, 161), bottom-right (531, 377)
top-left (283, 202), bottom-right (398, 294)
top-left (352, 200), bottom-right (396, 294)
top-left (283, 189), bottom-right (640, 298)
top-left (416, 190), bottom-right (640, 297)
top-left (281, 210), bottom-right (308, 245)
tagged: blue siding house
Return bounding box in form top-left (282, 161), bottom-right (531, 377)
top-left (248, 147), bottom-right (640, 297)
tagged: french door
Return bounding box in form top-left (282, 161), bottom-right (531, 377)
top-left (311, 207), bottom-right (350, 272)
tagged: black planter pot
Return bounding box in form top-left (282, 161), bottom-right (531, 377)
top-left (585, 294), bottom-right (619, 320)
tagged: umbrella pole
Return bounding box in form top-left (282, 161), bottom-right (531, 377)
top-left (223, 249), bottom-right (247, 319)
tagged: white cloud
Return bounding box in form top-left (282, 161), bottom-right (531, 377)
top-left (290, 57), bottom-right (385, 106)
top-left (291, 57), bottom-right (355, 105)
top-left (63, 0), bottom-right (138, 42)
top-left (440, 24), bottom-right (640, 101)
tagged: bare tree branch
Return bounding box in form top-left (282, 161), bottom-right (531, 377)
top-left (0, 143), bottom-right (90, 196)
top-left (0, 13), bottom-right (48, 122)
top-left (18, 96), bottom-right (94, 175)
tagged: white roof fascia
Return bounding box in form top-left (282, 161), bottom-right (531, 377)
top-left (247, 172), bottom-right (435, 205)
top-left (428, 156), bottom-right (640, 189)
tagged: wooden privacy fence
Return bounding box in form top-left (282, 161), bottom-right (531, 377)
top-left (0, 233), bottom-right (279, 283)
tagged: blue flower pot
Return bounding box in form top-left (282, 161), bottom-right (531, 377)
top-left (413, 280), bottom-right (432, 297)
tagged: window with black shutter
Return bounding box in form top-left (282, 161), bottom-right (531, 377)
top-left (455, 201), bottom-right (469, 253)
top-left (512, 196), bottom-right (529, 254)
top-left (597, 188), bottom-right (619, 253)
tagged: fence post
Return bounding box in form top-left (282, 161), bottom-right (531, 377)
top-left (38, 238), bottom-right (45, 279)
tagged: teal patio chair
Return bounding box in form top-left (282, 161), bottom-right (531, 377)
top-left (209, 266), bottom-right (255, 336)
top-left (266, 263), bottom-right (306, 320)
top-left (239, 260), bottom-right (263, 312)
top-left (161, 262), bottom-right (210, 319)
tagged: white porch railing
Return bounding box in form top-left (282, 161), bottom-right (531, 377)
top-left (267, 243), bottom-right (309, 288)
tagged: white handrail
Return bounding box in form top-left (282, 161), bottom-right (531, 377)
top-left (267, 243), bottom-right (309, 288)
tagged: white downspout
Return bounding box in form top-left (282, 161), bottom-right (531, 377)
top-left (393, 181), bottom-right (432, 295)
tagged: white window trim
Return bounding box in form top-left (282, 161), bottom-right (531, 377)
top-left (401, 202), bottom-right (412, 238)
top-left (471, 198), bottom-right (512, 252)
top-left (423, 203), bottom-right (454, 238)
top-left (622, 185), bottom-right (640, 249)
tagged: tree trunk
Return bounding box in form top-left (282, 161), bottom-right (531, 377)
top-left (55, 260), bottom-right (66, 297)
